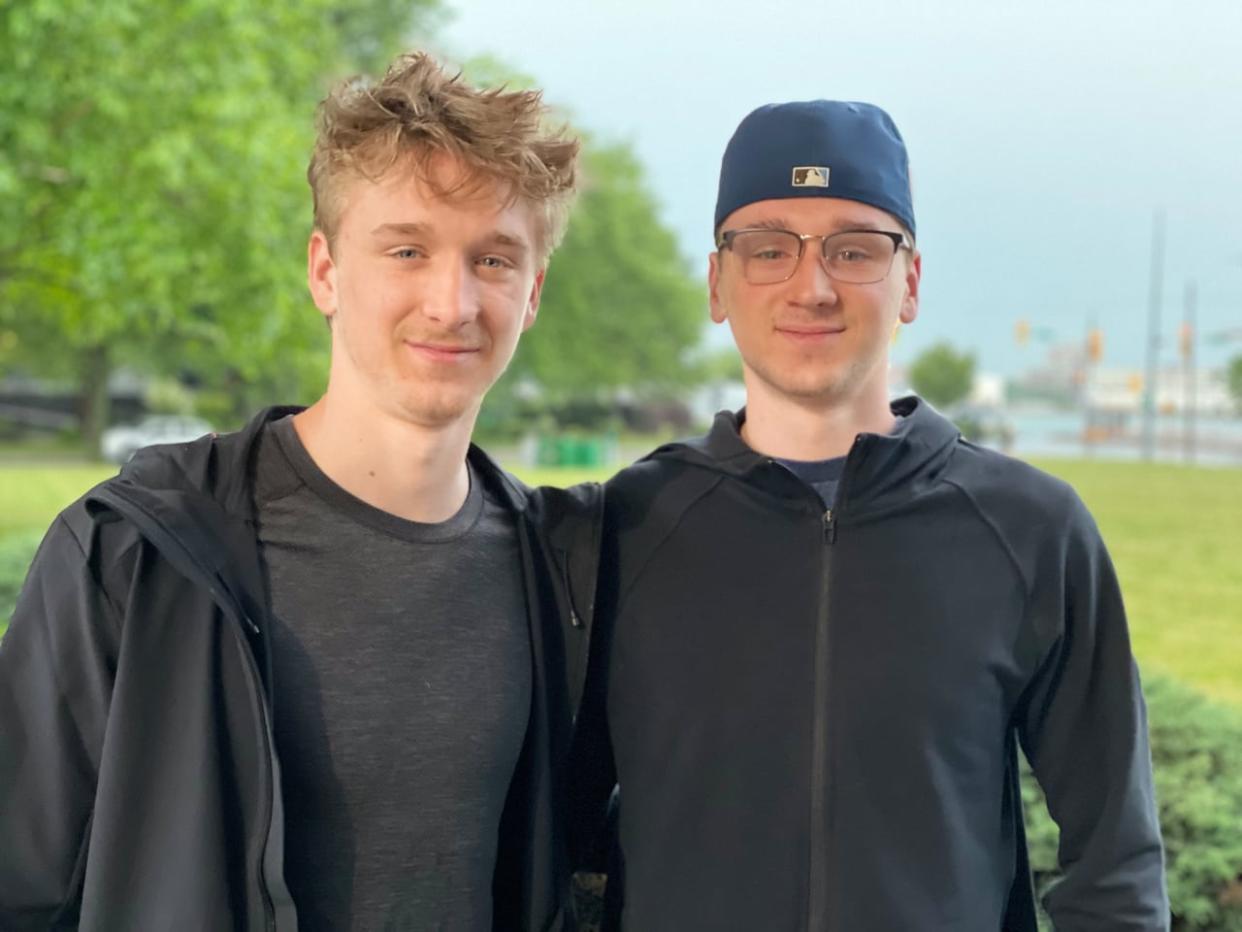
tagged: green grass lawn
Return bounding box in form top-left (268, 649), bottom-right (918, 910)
top-left (3, 457), bottom-right (1240, 706)
top-left (1029, 459), bottom-right (1242, 707)
top-left (0, 464), bottom-right (119, 536)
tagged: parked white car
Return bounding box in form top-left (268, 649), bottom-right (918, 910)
top-left (100, 415), bottom-right (213, 464)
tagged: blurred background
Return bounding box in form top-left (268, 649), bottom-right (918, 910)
top-left (1, 1), bottom-right (1240, 927)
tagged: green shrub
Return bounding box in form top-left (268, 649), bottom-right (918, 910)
top-left (0, 531), bottom-right (43, 635)
top-left (1024, 674), bottom-right (1242, 930)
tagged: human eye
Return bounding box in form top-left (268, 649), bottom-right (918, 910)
top-left (834, 247), bottom-right (873, 263)
top-left (476, 254), bottom-right (519, 278)
top-left (389, 246), bottom-right (424, 260)
top-left (754, 247), bottom-right (793, 261)
top-left (827, 235), bottom-right (881, 264)
top-left (477, 255), bottom-right (515, 269)
top-left (742, 233), bottom-right (796, 262)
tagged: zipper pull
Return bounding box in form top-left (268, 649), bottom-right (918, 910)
top-left (562, 560), bottom-right (584, 628)
top-left (823, 509), bottom-right (837, 543)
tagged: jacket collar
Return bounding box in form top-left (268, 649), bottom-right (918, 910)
top-left (653, 396), bottom-right (961, 517)
top-left (116, 405), bottom-right (532, 514)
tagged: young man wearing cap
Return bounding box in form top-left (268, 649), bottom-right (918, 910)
top-left (570, 101), bottom-right (1167, 930)
top-left (0, 55), bottom-right (599, 929)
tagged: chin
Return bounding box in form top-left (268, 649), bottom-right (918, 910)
top-left (389, 392), bottom-right (477, 429)
top-left (757, 368), bottom-right (848, 403)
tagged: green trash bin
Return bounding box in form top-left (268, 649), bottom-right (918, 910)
top-left (575, 437), bottom-right (603, 467)
top-left (535, 434), bottom-right (561, 467)
top-left (555, 436), bottom-right (577, 467)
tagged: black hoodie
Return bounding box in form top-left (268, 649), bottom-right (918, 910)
top-left (571, 397), bottom-right (1167, 931)
top-left (0, 407), bottom-right (602, 931)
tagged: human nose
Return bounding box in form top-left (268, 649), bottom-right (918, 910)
top-left (786, 237), bottom-right (838, 307)
top-left (421, 256), bottom-right (480, 328)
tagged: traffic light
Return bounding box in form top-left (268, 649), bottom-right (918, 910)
top-left (1015, 319), bottom-right (1030, 346)
top-left (1087, 328), bottom-right (1103, 363)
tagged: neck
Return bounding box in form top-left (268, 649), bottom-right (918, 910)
top-left (292, 394), bottom-right (476, 524)
top-left (739, 376), bottom-right (895, 461)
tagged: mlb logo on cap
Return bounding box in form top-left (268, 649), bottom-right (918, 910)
top-left (792, 166), bottom-right (830, 188)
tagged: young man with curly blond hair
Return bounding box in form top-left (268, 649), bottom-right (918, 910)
top-left (0, 53), bottom-right (598, 930)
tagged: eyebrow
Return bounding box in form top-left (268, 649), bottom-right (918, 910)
top-left (749, 217), bottom-right (791, 232)
top-left (486, 232), bottom-right (530, 254)
top-left (371, 221), bottom-right (431, 237)
top-left (370, 222), bottom-right (530, 253)
top-left (827, 219), bottom-right (891, 234)
top-left (742, 217), bottom-right (895, 235)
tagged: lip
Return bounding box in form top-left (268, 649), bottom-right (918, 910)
top-left (775, 325), bottom-right (844, 343)
top-left (404, 340), bottom-right (480, 362)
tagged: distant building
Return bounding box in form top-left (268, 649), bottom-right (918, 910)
top-left (1085, 367), bottom-right (1232, 415)
top-left (689, 380), bottom-right (747, 426)
top-left (968, 372), bottom-right (1007, 408)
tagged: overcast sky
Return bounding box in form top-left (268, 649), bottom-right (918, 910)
top-left (438, 0), bottom-right (1242, 379)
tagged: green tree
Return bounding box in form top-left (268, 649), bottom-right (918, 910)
top-left (0, 0), bottom-right (437, 449)
top-left (909, 341), bottom-right (976, 409)
top-left (691, 346), bottom-right (745, 384)
top-left (512, 141), bottom-right (705, 399)
top-left (462, 57), bottom-right (706, 426)
top-left (1227, 354), bottom-right (1242, 412)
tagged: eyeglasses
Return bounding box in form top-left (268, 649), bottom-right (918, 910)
top-left (716, 228), bottom-right (910, 285)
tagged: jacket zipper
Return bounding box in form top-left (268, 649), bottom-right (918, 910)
top-left (217, 597), bottom-right (278, 930)
top-left (805, 435), bottom-right (860, 931)
top-left (808, 507), bottom-right (835, 931)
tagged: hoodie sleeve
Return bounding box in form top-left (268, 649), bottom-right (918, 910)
top-left (1016, 494), bottom-right (1169, 931)
top-left (0, 513), bottom-right (125, 927)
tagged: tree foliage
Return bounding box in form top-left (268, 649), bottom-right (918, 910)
top-left (908, 341), bottom-right (976, 409)
top-left (0, 0), bottom-right (437, 445)
top-left (463, 57), bottom-right (706, 428)
top-left (1, 19), bottom-right (703, 449)
top-left (510, 141), bottom-right (705, 399)
top-left (1227, 354), bottom-right (1242, 413)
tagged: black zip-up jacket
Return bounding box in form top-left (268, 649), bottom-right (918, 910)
top-left (0, 407), bottom-right (603, 931)
top-left (570, 397), bottom-right (1167, 931)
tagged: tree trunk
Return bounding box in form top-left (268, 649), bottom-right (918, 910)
top-left (79, 343), bottom-right (111, 460)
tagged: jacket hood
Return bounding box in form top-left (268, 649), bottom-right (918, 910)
top-left (649, 396), bottom-right (961, 518)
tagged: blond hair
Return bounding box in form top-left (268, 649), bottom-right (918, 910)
top-left (308, 52), bottom-right (580, 262)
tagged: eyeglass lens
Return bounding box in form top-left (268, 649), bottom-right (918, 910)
top-left (730, 230), bottom-right (899, 285)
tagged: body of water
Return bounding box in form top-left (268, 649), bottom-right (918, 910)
top-left (1007, 408), bottom-right (1242, 468)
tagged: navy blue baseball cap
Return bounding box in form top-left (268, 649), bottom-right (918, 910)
top-left (714, 100), bottom-right (915, 237)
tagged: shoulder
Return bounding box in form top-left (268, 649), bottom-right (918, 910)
top-left (944, 440), bottom-right (1089, 529)
top-left (53, 474), bottom-right (150, 573)
top-left (939, 442), bottom-right (1106, 602)
top-left (15, 482), bottom-right (150, 653)
top-left (118, 406), bottom-right (292, 507)
top-left (604, 455), bottom-right (717, 521)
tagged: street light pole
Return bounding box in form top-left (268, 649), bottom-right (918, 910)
top-left (1141, 208), bottom-right (1166, 461)
top-left (1182, 280), bottom-right (1197, 464)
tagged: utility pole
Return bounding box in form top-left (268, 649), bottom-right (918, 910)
top-left (1182, 281), bottom-right (1197, 464)
top-left (1083, 316), bottom-right (1102, 458)
top-left (1141, 209), bottom-right (1166, 461)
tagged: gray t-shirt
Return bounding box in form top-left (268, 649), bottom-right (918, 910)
top-left (254, 416), bottom-right (531, 931)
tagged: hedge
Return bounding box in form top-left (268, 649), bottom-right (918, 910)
top-left (1024, 674), bottom-right (1242, 930)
